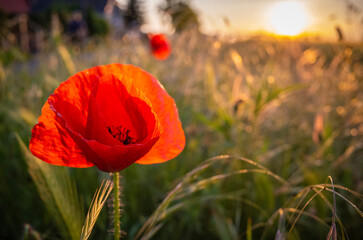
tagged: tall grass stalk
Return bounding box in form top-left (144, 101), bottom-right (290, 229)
top-left (16, 134), bottom-right (83, 240)
top-left (135, 155), bottom-right (289, 239)
top-left (327, 176), bottom-right (337, 240)
top-left (80, 179), bottom-right (113, 240)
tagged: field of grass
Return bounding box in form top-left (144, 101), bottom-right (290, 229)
top-left (0, 32), bottom-right (362, 239)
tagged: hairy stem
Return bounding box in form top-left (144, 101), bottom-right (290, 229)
top-left (113, 172), bottom-right (120, 240)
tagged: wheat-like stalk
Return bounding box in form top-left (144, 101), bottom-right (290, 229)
top-left (16, 134), bottom-right (84, 240)
top-left (80, 178), bottom-right (114, 240)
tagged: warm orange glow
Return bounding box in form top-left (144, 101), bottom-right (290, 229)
top-left (268, 1), bottom-right (308, 36)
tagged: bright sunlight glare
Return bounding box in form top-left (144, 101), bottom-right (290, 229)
top-left (268, 1), bottom-right (309, 36)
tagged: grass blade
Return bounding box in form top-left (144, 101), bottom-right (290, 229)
top-left (16, 133), bottom-right (84, 240)
top-left (80, 178), bottom-right (114, 240)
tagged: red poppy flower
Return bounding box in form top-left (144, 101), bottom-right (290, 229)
top-left (29, 64), bottom-right (185, 172)
top-left (148, 34), bottom-right (171, 60)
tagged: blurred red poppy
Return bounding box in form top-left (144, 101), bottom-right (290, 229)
top-left (149, 34), bottom-right (171, 60)
top-left (30, 64), bottom-right (185, 172)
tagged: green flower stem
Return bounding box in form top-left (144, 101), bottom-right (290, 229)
top-left (113, 172), bottom-right (120, 240)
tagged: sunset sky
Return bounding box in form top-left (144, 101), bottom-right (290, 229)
top-left (119, 0), bottom-right (363, 41)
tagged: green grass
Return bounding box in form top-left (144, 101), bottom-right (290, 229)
top-left (0, 32), bottom-right (362, 239)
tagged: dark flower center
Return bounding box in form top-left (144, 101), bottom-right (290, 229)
top-left (107, 125), bottom-right (137, 145)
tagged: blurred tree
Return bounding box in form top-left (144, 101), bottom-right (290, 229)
top-left (86, 7), bottom-right (109, 36)
top-left (0, 9), bottom-right (7, 39)
top-left (160, 0), bottom-right (200, 33)
top-left (123, 0), bottom-right (145, 30)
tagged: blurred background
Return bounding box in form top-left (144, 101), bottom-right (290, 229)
top-left (0, 0), bottom-right (362, 239)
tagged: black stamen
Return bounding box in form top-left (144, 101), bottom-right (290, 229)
top-left (107, 125), bottom-right (137, 145)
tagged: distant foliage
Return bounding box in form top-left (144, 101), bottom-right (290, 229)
top-left (31, 2), bottom-right (80, 30)
top-left (160, 0), bottom-right (200, 32)
top-left (86, 7), bottom-right (109, 36)
top-left (0, 9), bottom-right (7, 37)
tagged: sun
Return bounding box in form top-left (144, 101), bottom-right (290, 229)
top-left (268, 1), bottom-right (308, 36)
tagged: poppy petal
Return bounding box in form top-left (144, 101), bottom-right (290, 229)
top-left (29, 101), bottom-right (94, 168)
top-left (82, 64), bottom-right (185, 164)
top-left (56, 112), bottom-right (160, 172)
top-left (29, 72), bottom-right (97, 168)
top-left (86, 74), bottom-right (162, 145)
